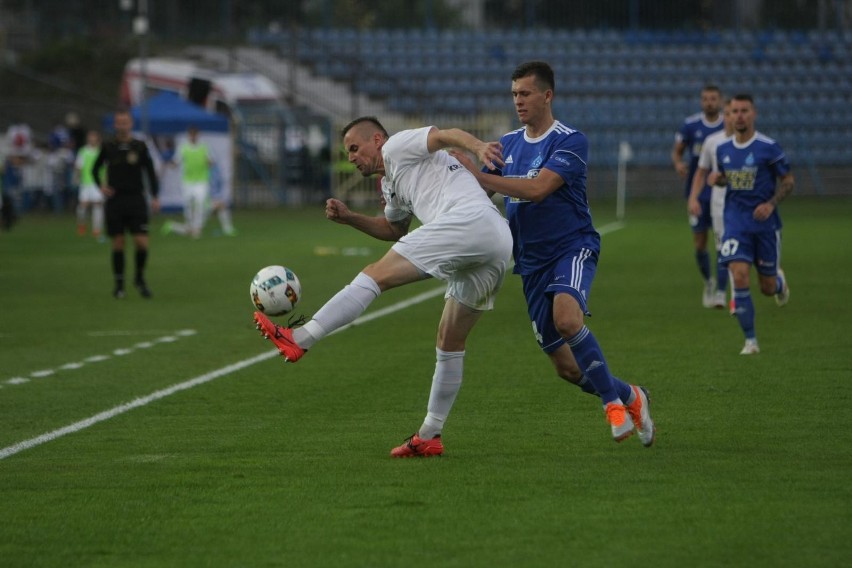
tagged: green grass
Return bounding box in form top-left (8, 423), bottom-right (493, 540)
top-left (1, 197), bottom-right (851, 567)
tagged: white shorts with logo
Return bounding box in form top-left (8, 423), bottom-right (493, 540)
top-left (391, 205), bottom-right (512, 311)
top-left (78, 183), bottom-right (104, 203)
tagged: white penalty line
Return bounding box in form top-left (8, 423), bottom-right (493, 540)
top-left (0, 286), bottom-right (448, 461)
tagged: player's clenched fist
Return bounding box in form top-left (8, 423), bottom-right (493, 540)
top-left (326, 198), bottom-right (351, 224)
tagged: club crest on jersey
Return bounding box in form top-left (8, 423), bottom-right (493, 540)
top-left (127, 151), bottom-right (138, 164)
top-left (745, 153), bottom-right (755, 166)
top-left (531, 155), bottom-right (543, 168)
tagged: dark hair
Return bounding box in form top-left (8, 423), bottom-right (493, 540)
top-left (341, 116), bottom-right (388, 139)
top-left (511, 61), bottom-right (555, 93)
top-left (702, 84), bottom-right (722, 95)
top-left (732, 93), bottom-right (754, 105)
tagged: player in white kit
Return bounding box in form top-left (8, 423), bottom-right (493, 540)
top-left (689, 98), bottom-right (735, 310)
top-left (253, 117), bottom-right (513, 458)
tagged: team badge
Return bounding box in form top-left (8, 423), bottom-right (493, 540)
top-left (127, 151), bottom-right (138, 164)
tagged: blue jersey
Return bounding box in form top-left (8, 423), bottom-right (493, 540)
top-left (716, 132), bottom-right (791, 233)
top-left (676, 113), bottom-right (724, 198)
top-left (486, 121), bottom-right (599, 275)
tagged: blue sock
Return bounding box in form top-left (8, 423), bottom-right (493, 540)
top-left (576, 375), bottom-right (598, 396)
top-left (566, 326), bottom-right (620, 405)
top-left (610, 375), bottom-right (635, 403)
top-left (733, 287), bottom-right (756, 339)
top-left (696, 250), bottom-right (711, 280)
top-left (716, 259), bottom-right (728, 293)
top-left (576, 375), bottom-right (632, 402)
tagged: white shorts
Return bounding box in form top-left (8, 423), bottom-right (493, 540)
top-left (183, 181), bottom-right (210, 205)
top-left (78, 183), bottom-right (104, 203)
top-left (392, 205), bottom-right (512, 311)
top-left (711, 185), bottom-right (726, 249)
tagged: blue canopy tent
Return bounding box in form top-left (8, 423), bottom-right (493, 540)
top-left (102, 92), bottom-right (232, 210)
top-left (102, 91), bottom-right (229, 134)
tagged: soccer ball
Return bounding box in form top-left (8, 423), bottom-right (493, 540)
top-left (250, 265), bottom-right (302, 316)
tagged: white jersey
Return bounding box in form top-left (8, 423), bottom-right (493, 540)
top-left (698, 130), bottom-right (732, 242)
top-left (380, 126), bottom-right (498, 225)
top-left (698, 130), bottom-right (733, 172)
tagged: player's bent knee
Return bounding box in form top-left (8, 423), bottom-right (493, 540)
top-left (553, 316), bottom-right (583, 340)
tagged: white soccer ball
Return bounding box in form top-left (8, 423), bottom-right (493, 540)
top-left (250, 265), bottom-right (302, 316)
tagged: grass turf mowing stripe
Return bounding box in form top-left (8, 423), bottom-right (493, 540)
top-left (0, 222), bottom-right (626, 460)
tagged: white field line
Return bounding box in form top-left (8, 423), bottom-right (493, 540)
top-left (2, 330), bottom-right (198, 389)
top-left (598, 221), bottom-right (625, 235)
top-left (0, 221), bottom-right (625, 461)
top-left (0, 287), bottom-right (447, 461)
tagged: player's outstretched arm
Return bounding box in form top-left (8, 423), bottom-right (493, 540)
top-left (477, 167), bottom-right (564, 203)
top-left (426, 127), bottom-right (503, 171)
top-left (450, 148), bottom-right (562, 203)
top-left (325, 198), bottom-right (410, 241)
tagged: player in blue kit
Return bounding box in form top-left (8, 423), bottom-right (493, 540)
top-left (672, 85), bottom-right (725, 308)
top-left (456, 61), bottom-right (654, 446)
top-left (712, 94), bottom-right (793, 355)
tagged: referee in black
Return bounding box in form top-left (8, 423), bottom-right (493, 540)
top-left (92, 109), bottom-right (160, 298)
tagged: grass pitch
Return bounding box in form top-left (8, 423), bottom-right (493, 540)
top-left (1, 196), bottom-right (850, 567)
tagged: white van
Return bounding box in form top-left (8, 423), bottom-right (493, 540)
top-left (120, 57), bottom-right (291, 162)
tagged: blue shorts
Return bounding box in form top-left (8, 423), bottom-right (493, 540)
top-left (688, 190), bottom-right (712, 233)
top-left (521, 249), bottom-right (598, 353)
top-left (719, 228), bottom-right (781, 276)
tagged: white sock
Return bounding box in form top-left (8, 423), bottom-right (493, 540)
top-left (92, 204), bottom-right (104, 234)
top-left (76, 203), bottom-right (86, 225)
top-left (419, 348), bottom-right (465, 439)
top-left (293, 272), bottom-right (381, 349)
top-left (217, 208), bottom-right (234, 233)
top-left (190, 199), bottom-right (205, 235)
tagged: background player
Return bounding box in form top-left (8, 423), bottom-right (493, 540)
top-left (688, 98), bottom-right (735, 310)
top-left (162, 126), bottom-right (213, 239)
top-left (73, 130), bottom-right (104, 241)
top-left (253, 117), bottom-right (513, 458)
top-left (672, 85), bottom-right (725, 307)
top-left (712, 94), bottom-right (793, 355)
top-left (92, 110), bottom-right (160, 299)
top-left (206, 162), bottom-right (237, 237)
